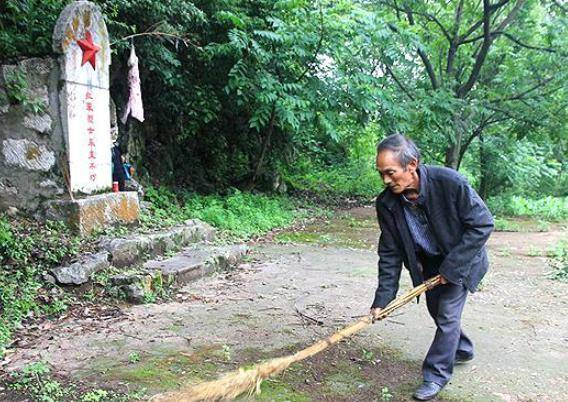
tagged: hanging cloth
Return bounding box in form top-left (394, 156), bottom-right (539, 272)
top-left (121, 44), bottom-right (145, 123)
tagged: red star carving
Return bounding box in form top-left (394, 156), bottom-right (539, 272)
top-left (77, 31), bottom-right (101, 69)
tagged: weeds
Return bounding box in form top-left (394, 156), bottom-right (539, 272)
top-left (128, 352), bottom-right (141, 364)
top-left (381, 386), bottom-right (394, 401)
top-left (282, 157), bottom-right (380, 201)
top-left (487, 195), bottom-right (568, 221)
top-left (0, 216), bottom-right (84, 357)
top-left (548, 241), bottom-right (568, 282)
top-left (4, 67), bottom-right (47, 114)
top-left (493, 218), bottom-right (521, 232)
top-left (140, 187), bottom-right (302, 239)
top-left (8, 361), bottom-right (143, 402)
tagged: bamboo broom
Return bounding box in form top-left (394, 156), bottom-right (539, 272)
top-left (149, 275), bottom-right (443, 402)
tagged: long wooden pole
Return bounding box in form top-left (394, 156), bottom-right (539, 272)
top-left (150, 275), bottom-right (443, 402)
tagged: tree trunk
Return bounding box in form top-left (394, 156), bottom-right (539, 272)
top-left (445, 114), bottom-right (463, 170)
top-left (478, 132), bottom-right (489, 200)
top-left (445, 142), bottom-right (460, 170)
top-left (248, 107), bottom-right (276, 188)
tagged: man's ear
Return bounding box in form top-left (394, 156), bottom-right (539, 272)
top-left (407, 158), bottom-right (418, 172)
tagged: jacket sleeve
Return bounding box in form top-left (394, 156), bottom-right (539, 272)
top-left (438, 179), bottom-right (494, 285)
top-left (371, 209), bottom-right (403, 309)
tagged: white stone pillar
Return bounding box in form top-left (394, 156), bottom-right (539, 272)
top-left (53, 1), bottom-right (112, 194)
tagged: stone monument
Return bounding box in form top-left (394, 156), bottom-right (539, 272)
top-left (0, 1), bottom-right (140, 233)
top-left (45, 1), bottom-right (139, 233)
top-left (53, 0), bottom-right (113, 193)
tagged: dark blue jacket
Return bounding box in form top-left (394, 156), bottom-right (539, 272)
top-left (371, 165), bottom-right (494, 309)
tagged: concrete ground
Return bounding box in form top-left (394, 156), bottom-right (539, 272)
top-left (3, 207), bottom-right (567, 401)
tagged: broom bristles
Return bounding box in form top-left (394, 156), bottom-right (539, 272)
top-left (149, 275), bottom-right (441, 402)
top-left (149, 356), bottom-right (293, 402)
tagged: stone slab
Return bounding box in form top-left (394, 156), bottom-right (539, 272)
top-left (44, 191), bottom-right (139, 235)
top-left (110, 243), bottom-right (248, 303)
top-left (51, 251), bottom-right (109, 285)
top-left (99, 219), bottom-right (216, 267)
top-left (143, 244), bottom-right (249, 284)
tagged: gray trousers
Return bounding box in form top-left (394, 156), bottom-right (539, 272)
top-left (421, 256), bottom-right (474, 386)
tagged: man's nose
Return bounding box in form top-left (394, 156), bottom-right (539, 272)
top-left (383, 177), bottom-right (392, 185)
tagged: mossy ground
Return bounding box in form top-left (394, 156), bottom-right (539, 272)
top-left (69, 340), bottom-right (459, 401)
top-left (274, 211), bottom-right (378, 251)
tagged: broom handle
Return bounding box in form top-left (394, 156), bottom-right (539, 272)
top-left (287, 274), bottom-right (443, 364)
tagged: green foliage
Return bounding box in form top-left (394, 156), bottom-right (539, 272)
top-left (381, 386), bottom-right (394, 401)
top-left (284, 157), bottom-right (380, 200)
top-left (128, 351), bottom-right (141, 364)
top-left (9, 361), bottom-right (142, 402)
top-left (1, 0), bottom-right (567, 200)
top-left (0, 0), bottom-right (66, 59)
top-left (487, 196), bottom-right (568, 221)
top-left (141, 187), bottom-right (299, 238)
top-left (493, 218), bottom-right (521, 232)
top-left (283, 121), bottom-right (383, 200)
top-left (0, 216), bottom-right (83, 356)
top-left (80, 389), bottom-right (110, 402)
top-left (10, 361), bottom-right (68, 402)
top-left (548, 241), bottom-right (568, 282)
top-left (3, 67), bottom-right (47, 114)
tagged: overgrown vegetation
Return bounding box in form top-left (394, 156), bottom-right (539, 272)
top-left (3, 67), bottom-right (47, 114)
top-left (141, 187), bottom-right (302, 238)
top-left (488, 196), bottom-right (568, 221)
top-left (0, 216), bottom-right (82, 357)
top-left (7, 360), bottom-right (143, 402)
top-left (548, 241), bottom-right (568, 283)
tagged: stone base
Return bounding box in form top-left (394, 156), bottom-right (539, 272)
top-left (44, 192), bottom-right (140, 235)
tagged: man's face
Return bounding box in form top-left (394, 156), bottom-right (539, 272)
top-left (376, 150), bottom-right (418, 194)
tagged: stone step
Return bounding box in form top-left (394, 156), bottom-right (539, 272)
top-left (110, 244), bottom-right (248, 303)
top-left (50, 219), bottom-right (216, 285)
top-left (100, 219), bottom-right (216, 268)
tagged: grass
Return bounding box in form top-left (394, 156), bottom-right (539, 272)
top-left (548, 241), bottom-right (568, 282)
top-left (0, 217), bottom-right (84, 357)
top-left (487, 195), bottom-right (568, 221)
top-left (493, 218), bottom-right (522, 232)
top-left (7, 360), bottom-right (143, 402)
top-left (282, 157), bottom-right (380, 201)
top-left (140, 187), bottom-right (308, 239)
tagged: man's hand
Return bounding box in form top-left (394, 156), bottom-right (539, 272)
top-left (440, 275), bottom-right (448, 285)
top-left (370, 307), bottom-right (383, 322)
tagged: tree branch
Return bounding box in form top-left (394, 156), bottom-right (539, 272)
top-left (499, 32), bottom-right (559, 53)
top-left (457, 0), bottom-right (526, 98)
top-left (404, 8), bottom-right (440, 89)
top-left (446, 0), bottom-right (465, 76)
top-left (386, 22), bottom-right (439, 89)
top-left (381, 1), bottom-right (452, 42)
top-left (383, 62), bottom-right (415, 101)
top-left (111, 31), bottom-right (200, 48)
top-left (456, 0), bottom-right (493, 98)
top-left (488, 76), bottom-right (555, 103)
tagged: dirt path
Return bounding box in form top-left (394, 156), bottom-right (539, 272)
top-left (2, 207), bottom-right (567, 401)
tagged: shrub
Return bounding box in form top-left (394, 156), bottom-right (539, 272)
top-left (487, 195), bottom-right (568, 221)
top-left (141, 187), bottom-right (300, 238)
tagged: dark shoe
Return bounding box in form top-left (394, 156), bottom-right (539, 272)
top-left (413, 381), bottom-right (443, 401)
top-left (455, 352), bottom-right (474, 364)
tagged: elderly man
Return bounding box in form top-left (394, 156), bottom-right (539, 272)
top-left (369, 134), bottom-right (494, 400)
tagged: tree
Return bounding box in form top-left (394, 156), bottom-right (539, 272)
top-left (369, 0), bottom-right (568, 176)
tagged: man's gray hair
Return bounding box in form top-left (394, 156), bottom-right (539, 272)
top-left (377, 134), bottom-right (421, 167)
